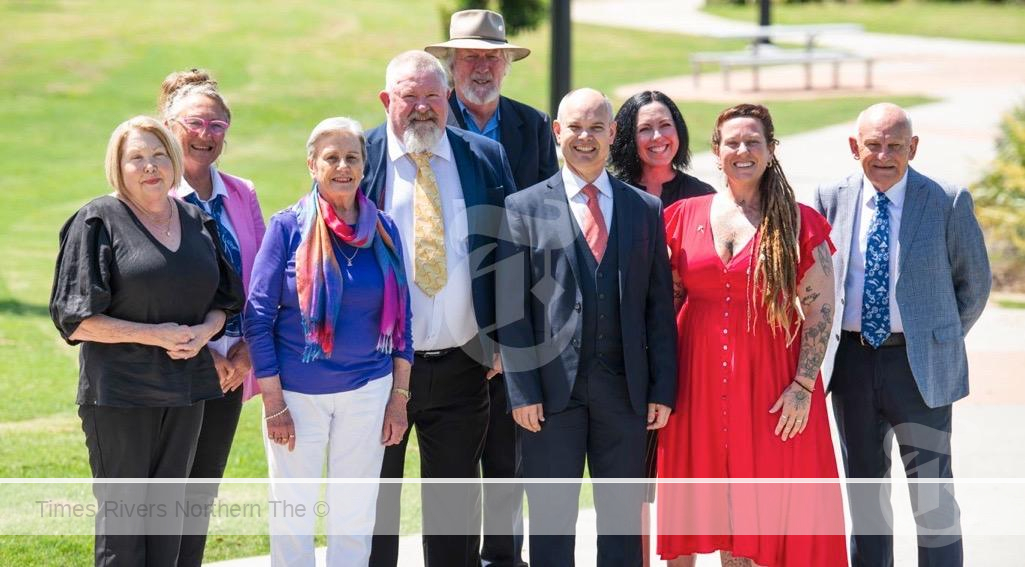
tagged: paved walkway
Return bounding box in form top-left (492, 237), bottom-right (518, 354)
top-left (211, 2), bottom-right (1025, 565)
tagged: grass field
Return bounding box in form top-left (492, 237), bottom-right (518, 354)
top-left (704, 0), bottom-right (1025, 44)
top-left (0, 0), bottom-right (933, 563)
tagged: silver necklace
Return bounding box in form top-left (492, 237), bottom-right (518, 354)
top-left (339, 245), bottom-right (359, 267)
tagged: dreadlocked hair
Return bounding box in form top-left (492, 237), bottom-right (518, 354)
top-left (712, 104), bottom-right (802, 344)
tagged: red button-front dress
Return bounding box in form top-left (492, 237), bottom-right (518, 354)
top-left (656, 195), bottom-right (848, 566)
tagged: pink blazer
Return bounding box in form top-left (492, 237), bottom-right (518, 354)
top-left (175, 170), bottom-right (267, 401)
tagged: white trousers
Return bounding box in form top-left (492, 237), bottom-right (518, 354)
top-left (265, 375), bottom-right (391, 567)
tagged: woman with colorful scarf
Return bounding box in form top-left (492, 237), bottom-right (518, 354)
top-left (244, 117), bottom-right (413, 567)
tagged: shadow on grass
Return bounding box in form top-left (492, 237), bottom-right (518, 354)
top-left (0, 299), bottom-right (50, 318)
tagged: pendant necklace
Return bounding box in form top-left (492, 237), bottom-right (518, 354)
top-left (339, 246), bottom-right (359, 267)
top-left (126, 196), bottom-right (173, 236)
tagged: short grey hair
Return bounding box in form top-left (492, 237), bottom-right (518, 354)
top-left (385, 50), bottom-right (449, 92)
top-left (556, 88), bottom-right (614, 123)
top-left (306, 117), bottom-right (365, 160)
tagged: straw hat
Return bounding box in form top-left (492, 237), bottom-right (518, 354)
top-left (425, 9), bottom-right (530, 61)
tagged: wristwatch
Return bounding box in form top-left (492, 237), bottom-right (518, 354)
top-left (391, 387), bottom-right (411, 401)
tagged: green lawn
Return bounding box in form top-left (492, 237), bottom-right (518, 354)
top-left (0, 0), bottom-right (932, 563)
top-left (704, 0), bottom-right (1025, 44)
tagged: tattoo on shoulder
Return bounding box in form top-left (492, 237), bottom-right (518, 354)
top-left (814, 243), bottom-right (834, 277)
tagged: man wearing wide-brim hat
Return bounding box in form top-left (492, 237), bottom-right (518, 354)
top-left (427, 9), bottom-right (558, 193)
top-left (426, 9), bottom-right (559, 567)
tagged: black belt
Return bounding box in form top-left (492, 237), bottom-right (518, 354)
top-left (842, 330), bottom-right (906, 348)
top-left (415, 347), bottom-right (459, 360)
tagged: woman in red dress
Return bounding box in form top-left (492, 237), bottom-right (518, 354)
top-left (657, 104), bottom-right (847, 567)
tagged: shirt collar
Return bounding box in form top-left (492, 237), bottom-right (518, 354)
top-left (386, 123), bottom-right (453, 163)
top-left (178, 165), bottom-right (227, 203)
top-left (455, 97), bottom-right (501, 130)
top-left (861, 170), bottom-right (907, 209)
top-left (562, 167), bottom-right (613, 201)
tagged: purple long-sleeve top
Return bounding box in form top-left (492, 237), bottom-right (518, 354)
top-left (244, 208), bottom-right (413, 395)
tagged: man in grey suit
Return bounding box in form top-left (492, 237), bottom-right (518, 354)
top-left (497, 88), bottom-right (677, 567)
top-left (814, 103), bottom-right (991, 567)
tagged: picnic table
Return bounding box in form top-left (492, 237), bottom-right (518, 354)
top-left (692, 23), bottom-right (874, 91)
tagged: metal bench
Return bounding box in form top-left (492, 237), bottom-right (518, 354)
top-left (691, 23), bottom-right (873, 91)
top-left (692, 46), bottom-right (874, 91)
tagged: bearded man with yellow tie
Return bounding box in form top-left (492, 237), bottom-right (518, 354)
top-left (361, 50), bottom-right (517, 567)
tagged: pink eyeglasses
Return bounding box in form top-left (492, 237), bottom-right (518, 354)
top-left (175, 116), bottom-right (230, 136)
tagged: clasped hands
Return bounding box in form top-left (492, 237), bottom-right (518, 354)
top-left (151, 319), bottom-right (249, 392)
top-left (512, 402), bottom-right (673, 433)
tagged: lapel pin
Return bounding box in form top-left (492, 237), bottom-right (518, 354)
top-left (697, 224), bottom-right (705, 233)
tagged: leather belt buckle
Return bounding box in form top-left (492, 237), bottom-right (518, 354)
top-left (415, 347), bottom-right (456, 360)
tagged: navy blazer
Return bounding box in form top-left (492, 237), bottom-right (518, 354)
top-left (496, 171), bottom-right (678, 416)
top-left (360, 124), bottom-right (517, 359)
top-left (447, 94), bottom-right (560, 192)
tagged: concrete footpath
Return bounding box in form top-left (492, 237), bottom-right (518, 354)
top-left (212, 1), bottom-right (1025, 564)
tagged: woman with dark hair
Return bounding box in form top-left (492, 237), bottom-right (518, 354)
top-left (657, 104), bottom-right (846, 566)
top-left (612, 90), bottom-right (715, 567)
top-left (610, 90), bottom-right (715, 206)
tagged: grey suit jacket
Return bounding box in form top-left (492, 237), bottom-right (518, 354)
top-left (814, 167), bottom-right (991, 408)
top-left (496, 171), bottom-right (678, 416)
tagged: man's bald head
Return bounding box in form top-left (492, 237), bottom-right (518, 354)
top-left (553, 88), bottom-right (616, 182)
top-left (557, 88), bottom-right (614, 124)
top-left (850, 102), bottom-right (919, 192)
top-left (855, 103), bottom-right (914, 138)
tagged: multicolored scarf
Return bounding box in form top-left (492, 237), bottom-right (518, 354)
top-left (294, 183), bottom-right (408, 362)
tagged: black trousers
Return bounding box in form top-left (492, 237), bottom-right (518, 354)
top-left (481, 374), bottom-right (527, 567)
top-left (831, 334), bottom-right (964, 567)
top-left (79, 402), bottom-right (205, 567)
top-left (520, 366), bottom-right (646, 567)
top-left (369, 346), bottom-right (490, 567)
top-left (177, 386), bottom-right (244, 567)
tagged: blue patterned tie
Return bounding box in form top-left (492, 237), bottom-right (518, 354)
top-left (187, 193), bottom-right (243, 337)
top-left (861, 191), bottom-right (891, 348)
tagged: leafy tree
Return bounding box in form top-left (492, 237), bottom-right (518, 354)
top-left (444, 0), bottom-right (547, 36)
top-left (972, 101), bottom-right (1025, 290)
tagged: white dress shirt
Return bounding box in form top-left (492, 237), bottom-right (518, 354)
top-left (383, 127), bottom-right (476, 351)
top-left (180, 166), bottom-right (241, 357)
top-left (841, 172), bottom-right (908, 333)
top-left (562, 167), bottom-right (614, 235)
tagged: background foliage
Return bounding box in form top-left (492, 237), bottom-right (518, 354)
top-left (973, 101), bottom-right (1025, 290)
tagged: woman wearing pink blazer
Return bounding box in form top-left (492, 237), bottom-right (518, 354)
top-left (160, 68), bottom-right (267, 567)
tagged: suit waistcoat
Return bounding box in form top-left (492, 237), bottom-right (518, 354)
top-left (574, 217), bottom-right (625, 377)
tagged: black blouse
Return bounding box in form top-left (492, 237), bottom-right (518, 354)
top-left (50, 195), bottom-right (244, 407)
top-left (638, 171), bottom-right (716, 208)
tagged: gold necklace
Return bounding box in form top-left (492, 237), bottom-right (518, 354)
top-left (126, 196), bottom-right (173, 237)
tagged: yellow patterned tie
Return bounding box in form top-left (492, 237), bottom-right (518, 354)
top-left (409, 152), bottom-right (447, 296)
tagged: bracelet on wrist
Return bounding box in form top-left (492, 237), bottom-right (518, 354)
top-left (391, 387), bottom-right (411, 401)
top-left (264, 406), bottom-right (289, 421)
top-left (793, 379), bottom-right (814, 394)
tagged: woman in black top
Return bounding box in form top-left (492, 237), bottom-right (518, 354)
top-left (610, 90), bottom-right (716, 207)
top-left (610, 92), bottom-right (714, 566)
top-left (49, 116), bottom-right (243, 567)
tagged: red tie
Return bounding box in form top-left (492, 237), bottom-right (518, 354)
top-left (581, 183), bottom-right (608, 262)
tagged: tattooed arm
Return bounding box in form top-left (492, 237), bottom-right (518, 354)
top-left (769, 240), bottom-right (835, 441)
